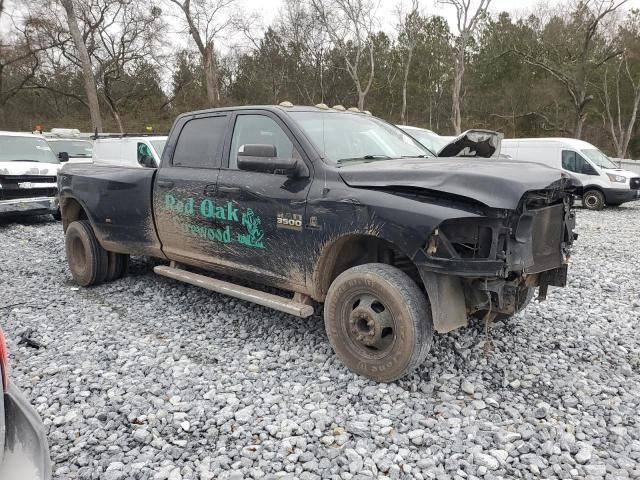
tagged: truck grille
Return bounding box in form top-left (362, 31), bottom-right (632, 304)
top-left (630, 178), bottom-right (640, 190)
top-left (0, 175), bottom-right (57, 201)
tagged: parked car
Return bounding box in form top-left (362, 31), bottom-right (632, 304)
top-left (45, 138), bottom-right (93, 163)
top-left (502, 138), bottom-right (640, 210)
top-left (58, 104), bottom-right (576, 382)
top-left (91, 135), bottom-right (167, 168)
top-left (399, 125), bottom-right (502, 158)
top-left (0, 131), bottom-right (62, 219)
top-left (0, 328), bottom-right (51, 480)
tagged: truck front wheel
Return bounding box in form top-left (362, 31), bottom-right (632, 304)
top-left (324, 263), bottom-right (433, 382)
top-left (65, 220), bottom-right (108, 287)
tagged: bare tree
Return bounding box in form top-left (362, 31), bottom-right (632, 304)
top-left (513, 0), bottom-right (629, 138)
top-left (396, 0), bottom-right (421, 125)
top-left (89, 0), bottom-right (164, 132)
top-left (309, 0), bottom-right (377, 110)
top-left (439, 0), bottom-right (491, 134)
top-left (601, 10), bottom-right (640, 158)
top-left (169, 0), bottom-right (236, 108)
top-left (60, 0), bottom-right (103, 132)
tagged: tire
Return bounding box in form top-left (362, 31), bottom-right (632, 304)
top-left (582, 190), bottom-right (605, 210)
top-left (65, 220), bottom-right (108, 286)
top-left (324, 263), bottom-right (433, 382)
top-left (105, 251), bottom-right (129, 282)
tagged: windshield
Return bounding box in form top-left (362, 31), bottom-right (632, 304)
top-left (581, 149), bottom-right (618, 169)
top-left (150, 139), bottom-right (166, 156)
top-left (289, 112), bottom-right (432, 163)
top-left (402, 128), bottom-right (448, 154)
top-left (0, 135), bottom-right (59, 163)
top-left (48, 139), bottom-right (93, 157)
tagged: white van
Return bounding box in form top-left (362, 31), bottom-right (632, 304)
top-left (502, 138), bottom-right (640, 210)
top-left (92, 136), bottom-right (167, 168)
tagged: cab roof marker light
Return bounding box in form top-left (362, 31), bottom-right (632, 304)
top-left (279, 101), bottom-right (294, 107)
top-left (363, 110), bottom-right (372, 115)
top-left (347, 107), bottom-right (360, 112)
top-left (315, 103), bottom-right (329, 110)
top-left (332, 105), bottom-right (346, 111)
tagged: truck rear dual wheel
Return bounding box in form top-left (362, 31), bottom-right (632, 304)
top-left (324, 263), bottom-right (433, 382)
top-left (65, 221), bottom-right (129, 286)
top-left (65, 220), bottom-right (108, 287)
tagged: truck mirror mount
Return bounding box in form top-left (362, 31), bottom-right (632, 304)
top-left (58, 151), bottom-right (69, 162)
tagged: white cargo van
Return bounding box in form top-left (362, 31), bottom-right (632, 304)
top-left (92, 135), bottom-right (167, 168)
top-left (502, 138), bottom-right (640, 210)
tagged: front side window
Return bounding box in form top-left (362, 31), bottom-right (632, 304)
top-left (290, 111), bottom-right (430, 164)
top-left (137, 142), bottom-right (156, 168)
top-left (172, 116), bottom-right (227, 168)
top-left (562, 150), bottom-right (597, 175)
top-left (229, 115), bottom-right (296, 169)
top-left (0, 135), bottom-right (59, 163)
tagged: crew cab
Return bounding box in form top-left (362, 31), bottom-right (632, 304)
top-left (0, 132), bottom-right (62, 218)
top-left (58, 104), bottom-right (576, 382)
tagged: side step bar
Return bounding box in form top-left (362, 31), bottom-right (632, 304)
top-left (154, 265), bottom-right (315, 318)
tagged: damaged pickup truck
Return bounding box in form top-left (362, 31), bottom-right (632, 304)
top-left (58, 104), bottom-right (576, 382)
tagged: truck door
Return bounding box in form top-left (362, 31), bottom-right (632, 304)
top-left (153, 113), bottom-right (230, 262)
top-left (213, 111), bottom-right (313, 289)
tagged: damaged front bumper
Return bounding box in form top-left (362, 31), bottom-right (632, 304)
top-left (0, 197), bottom-right (58, 216)
top-left (414, 193), bottom-right (576, 332)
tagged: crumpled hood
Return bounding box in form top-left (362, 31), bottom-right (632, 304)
top-left (0, 162), bottom-right (61, 176)
top-left (437, 129), bottom-right (503, 158)
top-left (338, 157), bottom-right (569, 209)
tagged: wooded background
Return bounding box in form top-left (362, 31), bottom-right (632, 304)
top-left (1, 0), bottom-right (639, 158)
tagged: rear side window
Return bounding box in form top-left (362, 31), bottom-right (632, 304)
top-left (172, 116), bottom-right (227, 168)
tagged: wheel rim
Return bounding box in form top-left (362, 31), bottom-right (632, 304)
top-left (585, 194), bottom-right (598, 208)
top-left (344, 293), bottom-right (396, 358)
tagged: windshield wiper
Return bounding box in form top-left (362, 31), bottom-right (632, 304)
top-left (337, 154), bottom-right (392, 164)
top-left (11, 159), bottom-right (41, 162)
top-left (401, 154), bottom-right (431, 158)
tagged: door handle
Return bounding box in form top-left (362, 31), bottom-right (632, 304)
top-left (156, 180), bottom-right (174, 188)
top-left (218, 186), bottom-right (241, 194)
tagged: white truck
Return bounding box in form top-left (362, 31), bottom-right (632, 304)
top-left (502, 138), bottom-right (640, 210)
top-left (0, 132), bottom-right (62, 218)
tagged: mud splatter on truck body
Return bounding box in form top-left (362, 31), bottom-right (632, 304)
top-left (57, 104), bottom-right (577, 381)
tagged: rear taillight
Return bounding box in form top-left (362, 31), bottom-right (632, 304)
top-left (0, 329), bottom-right (8, 389)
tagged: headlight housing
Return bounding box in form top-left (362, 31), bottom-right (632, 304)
top-left (606, 173), bottom-right (627, 183)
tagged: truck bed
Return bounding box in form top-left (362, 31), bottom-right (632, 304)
top-left (58, 164), bottom-right (164, 257)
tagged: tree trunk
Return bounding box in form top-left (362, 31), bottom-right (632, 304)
top-left (401, 48), bottom-right (413, 125)
top-left (60, 0), bottom-right (103, 133)
top-left (203, 44), bottom-right (220, 108)
top-left (451, 46), bottom-right (464, 135)
top-left (574, 112), bottom-right (584, 139)
top-left (357, 90), bottom-right (365, 111)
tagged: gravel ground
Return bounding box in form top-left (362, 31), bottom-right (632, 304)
top-left (1, 204), bottom-right (639, 480)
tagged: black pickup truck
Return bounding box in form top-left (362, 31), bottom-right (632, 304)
top-left (58, 104), bottom-right (576, 381)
